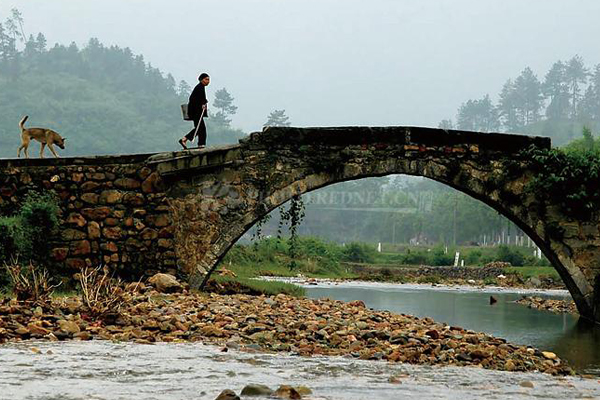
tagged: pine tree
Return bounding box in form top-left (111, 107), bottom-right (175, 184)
top-left (498, 79), bottom-right (521, 131)
top-left (177, 80), bottom-right (191, 99)
top-left (578, 64), bottom-right (600, 122)
top-left (513, 67), bottom-right (543, 126)
top-left (265, 109), bottom-right (291, 127)
top-left (212, 88), bottom-right (238, 127)
top-left (438, 119), bottom-right (453, 130)
top-left (543, 61), bottom-right (570, 120)
top-left (565, 55), bottom-right (589, 118)
top-left (456, 95), bottom-right (498, 132)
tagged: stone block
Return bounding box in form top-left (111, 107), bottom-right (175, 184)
top-left (52, 248), bottom-right (69, 261)
top-left (70, 240), bottom-right (91, 256)
top-left (135, 220), bottom-right (146, 230)
top-left (105, 218), bottom-right (120, 226)
top-left (71, 173), bottom-right (84, 182)
top-left (146, 214), bottom-right (170, 227)
top-left (66, 258), bottom-right (86, 270)
top-left (81, 181), bottom-right (101, 192)
top-left (158, 239), bottom-right (173, 248)
top-left (81, 207), bottom-right (112, 220)
top-left (89, 172), bottom-right (106, 181)
top-left (62, 229), bottom-right (87, 241)
top-left (158, 226), bottom-right (174, 238)
top-left (125, 238), bottom-right (143, 249)
top-left (141, 228), bottom-right (159, 240)
top-left (142, 172), bottom-right (164, 193)
top-left (81, 193), bottom-right (99, 205)
top-left (123, 193), bottom-right (145, 206)
top-left (66, 213), bottom-right (87, 227)
top-left (138, 167), bottom-right (152, 180)
top-left (100, 190), bottom-right (123, 204)
top-left (101, 242), bottom-right (119, 253)
top-left (115, 178), bottom-right (141, 190)
top-left (103, 227), bottom-right (123, 240)
top-left (87, 221), bottom-right (101, 239)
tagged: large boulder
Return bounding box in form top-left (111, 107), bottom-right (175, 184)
top-left (147, 273), bottom-right (183, 293)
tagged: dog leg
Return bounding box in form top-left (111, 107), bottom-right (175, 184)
top-left (40, 143), bottom-right (46, 159)
top-left (48, 143), bottom-right (60, 158)
top-left (17, 145), bottom-right (23, 158)
top-left (24, 144), bottom-right (29, 159)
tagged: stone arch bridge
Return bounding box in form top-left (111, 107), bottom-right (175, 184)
top-left (1, 126), bottom-right (599, 322)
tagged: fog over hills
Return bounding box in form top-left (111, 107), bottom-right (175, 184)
top-left (1, 0), bottom-right (599, 132)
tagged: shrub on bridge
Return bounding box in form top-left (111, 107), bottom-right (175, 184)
top-left (521, 137), bottom-right (600, 220)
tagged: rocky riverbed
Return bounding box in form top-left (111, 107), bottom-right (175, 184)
top-left (0, 278), bottom-right (573, 377)
top-left (516, 296), bottom-right (578, 315)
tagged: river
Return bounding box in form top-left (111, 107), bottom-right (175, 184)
top-left (0, 282), bottom-right (599, 399)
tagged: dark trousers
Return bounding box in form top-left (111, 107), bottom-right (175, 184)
top-left (184, 118), bottom-right (206, 146)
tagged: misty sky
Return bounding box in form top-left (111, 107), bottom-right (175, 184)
top-left (1, 0), bottom-right (599, 132)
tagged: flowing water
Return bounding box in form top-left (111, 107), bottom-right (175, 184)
top-left (0, 341), bottom-right (599, 400)
top-left (1, 282), bottom-right (599, 399)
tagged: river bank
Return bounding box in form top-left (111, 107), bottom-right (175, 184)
top-left (0, 281), bottom-right (574, 376)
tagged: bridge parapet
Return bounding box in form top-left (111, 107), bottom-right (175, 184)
top-left (243, 126), bottom-right (551, 153)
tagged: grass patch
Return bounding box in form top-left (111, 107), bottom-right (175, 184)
top-left (507, 266), bottom-right (560, 280)
top-left (212, 275), bottom-right (305, 297)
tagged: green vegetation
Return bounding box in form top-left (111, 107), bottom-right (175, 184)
top-left (0, 192), bottom-right (59, 260)
top-left (223, 237), bottom-right (351, 279)
top-left (223, 237), bottom-right (552, 283)
top-left (341, 242), bottom-right (377, 263)
top-left (506, 266), bottom-right (560, 281)
top-left (512, 131), bottom-right (600, 220)
top-left (0, 11), bottom-right (245, 157)
top-left (212, 275), bottom-right (305, 297)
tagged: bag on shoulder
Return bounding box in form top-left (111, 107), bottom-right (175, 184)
top-left (180, 104), bottom-right (191, 121)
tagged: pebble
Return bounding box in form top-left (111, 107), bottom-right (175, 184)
top-left (0, 286), bottom-right (574, 376)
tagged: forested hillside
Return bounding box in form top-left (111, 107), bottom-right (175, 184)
top-left (444, 56), bottom-right (600, 145)
top-left (0, 11), bottom-right (245, 158)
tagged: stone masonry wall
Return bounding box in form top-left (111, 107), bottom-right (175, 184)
top-left (0, 156), bottom-right (175, 278)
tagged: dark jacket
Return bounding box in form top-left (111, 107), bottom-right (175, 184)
top-left (188, 83), bottom-right (208, 120)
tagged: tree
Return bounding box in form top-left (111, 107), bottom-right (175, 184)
top-left (579, 64), bottom-right (600, 122)
top-left (265, 109), bottom-right (291, 127)
top-left (438, 119), bottom-right (453, 130)
top-left (565, 55), bottom-right (589, 118)
top-left (212, 88), bottom-right (238, 127)
top-left (456, 95), bottom-right (499, 132)
top-left (177, 80), bottom-right (191, 99)
top-left (498, 79), bottom-right (521, 131)
top-left (543, 61), bottom-right (570, 120)
top-left (513, 67), bottom-right (543, 126)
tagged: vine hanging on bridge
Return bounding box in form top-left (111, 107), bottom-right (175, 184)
top-left (277, 195), bottom-right (306, 270)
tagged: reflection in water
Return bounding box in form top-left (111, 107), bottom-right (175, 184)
top-left (306, 284), bottom-right (600, 374)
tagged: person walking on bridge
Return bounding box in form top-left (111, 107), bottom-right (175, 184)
top-left (179, 73), bottom-right (210, 149)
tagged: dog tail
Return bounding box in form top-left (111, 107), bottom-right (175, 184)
top-left (19, 116), bottom-right (29, 132)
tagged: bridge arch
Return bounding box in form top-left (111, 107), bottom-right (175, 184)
top-left (200, 151), bottom-right (591, 321)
